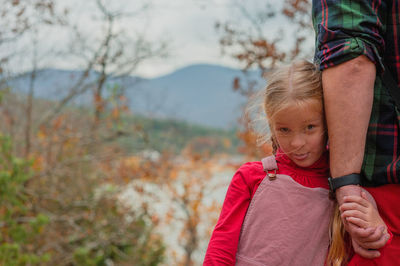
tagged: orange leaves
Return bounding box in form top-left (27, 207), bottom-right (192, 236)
top-left (252, 39), bottom-right (268, 48)
top-left (282, 8), bottom-right (295, 18)
top-left (216, 0), bottom-right (315, 159)
top-left (151, 214), bottom-right (159, 225)
top-left (158, 150), bottom-right (232, 264)
top-left (217, 0), bottom-right (313, 88)
top-left (116, 155), bottom-right (141, 183)
top-left (32, 155), bottom-right (44, 171)
top-left (222, 138), bottom-right (231, 149)
top-left (34, 114), bottom-right (81, 172)
top-left (233, 77), bottom-right (241, 92)
top-left (52, 115), bottom-right (65, 131)
top-left (37, 127), bottom-right (47, 141)
top-left (111, 107), bottom-right (120, 120)
top-left (93, 92), bottom-right (105, 115)
top-left (283, 0), bottom-right (310, 16)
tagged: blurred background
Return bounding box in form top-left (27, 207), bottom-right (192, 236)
top-left (0, 0), bottom-right (314, 265)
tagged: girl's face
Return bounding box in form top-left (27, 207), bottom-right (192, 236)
top-left (271, 99), bottom-right (326, 167)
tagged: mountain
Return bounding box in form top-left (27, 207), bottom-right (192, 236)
top-left (125, 64), bottom-right (266, 128)
top-left (7, 64), bottom-right (266, 129)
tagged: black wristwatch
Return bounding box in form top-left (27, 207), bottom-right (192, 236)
top-left (328, 173), bottom-right (361, 194)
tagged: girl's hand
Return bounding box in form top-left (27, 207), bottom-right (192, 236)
top-left (340, 191), bottom-right (385, 229)
top-left (339, 191), bottom-right (390, 252)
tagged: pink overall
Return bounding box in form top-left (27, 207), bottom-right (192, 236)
top-left (235, 156), bottom-right (334, 266)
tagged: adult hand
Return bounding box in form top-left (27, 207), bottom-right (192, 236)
top-left (350, 225), bottom-right (390, 258)
top-left (352, 225), bottom-right (389, 249)
top-left (335, 185), bottom-right (388, 257)
top-left (352, 238), bottom-right (381, 259)
top-left (335, 184), bottom-right (361, 206)
top-left (340, 191), bottom-right (390, 252)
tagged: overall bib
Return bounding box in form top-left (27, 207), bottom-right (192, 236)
top-left (235, 156), bottom-right (334, 266)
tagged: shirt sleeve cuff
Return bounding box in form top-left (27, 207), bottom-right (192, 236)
top-left (314, 25), bottom-right (384, 73)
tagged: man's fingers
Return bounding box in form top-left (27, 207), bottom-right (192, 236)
top-left (360, 191), bottom-right (369, 201)
top-left (360, 236), bottom-right (389, 250)
top-left (358, 231), bottom-right (390, 250)
top-left (352, 239), bottom-right (381, 259)
top-left (347, 223), bottom-right (375, 238)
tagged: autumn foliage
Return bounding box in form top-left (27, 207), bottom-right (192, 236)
top-left (0, 0), bottom-right (314, 265)
top-left (217, 0), bottom-right (312, 159)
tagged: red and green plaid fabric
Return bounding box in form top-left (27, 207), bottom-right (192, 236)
top-left (312, 0), bottom-right (400, 186)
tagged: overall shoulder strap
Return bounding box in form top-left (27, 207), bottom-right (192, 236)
top-left (261, 155), bottom-right (278, 172)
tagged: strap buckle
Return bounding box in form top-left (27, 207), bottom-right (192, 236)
top-left (266, 169), bottom-right (277, 181)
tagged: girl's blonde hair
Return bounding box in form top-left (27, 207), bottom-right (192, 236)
top-left (247, 60), bottom-right (323, 153)
top-left (327, 204), bottom-right (349, 266)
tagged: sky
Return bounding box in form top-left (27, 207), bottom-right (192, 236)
top-left (61, 0), bottom-right (291, 78)
top-left (23, 0), bottom-right (245, 78)
top-left (132, 0), bottom-right (239, 77)
top-left (133, 0), bottom-right (289, 77)
top-left (8, 0), bottom-right (311, 78)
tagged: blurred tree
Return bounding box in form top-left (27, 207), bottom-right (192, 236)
top-left (218, 0), bottom-right (312, 78)
top-left (0, 0), bottom-right (67, 157)
top-left (56, 0), bottom-right (167, 139)
top-left (0, 0), bottom-right (67, 75)
top-left (0, 0), bottom-right (169, 264)
top-left (0, 134), bottom-right (50, 265)
top-left (162, 147), bottom-right (228, 266)
top-left (217, 0), bottom-right (312, 158)
top-left (17, 111), bottom-right (166, 265)
top-left (0, 0), bottom-right (168, 157)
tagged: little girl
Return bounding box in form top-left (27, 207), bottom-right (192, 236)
top-left (203, 60), bottom-right (389, 265)
top-left (204, 60), bottom-right (333, 265)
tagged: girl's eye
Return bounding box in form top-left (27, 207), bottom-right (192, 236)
top-left (306, 124), bottom-right (315, 130)
top-left (279, 127), bottom-right (290, 133)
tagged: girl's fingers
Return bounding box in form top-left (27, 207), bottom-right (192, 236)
top-left (340, 202), bottom-right (367, 214)
top-left (341, 209), bottom-right (366, 219)
top-left (342, 195), bottom-right (370, 208)
top-left (345, 216), bottom-right (369, 228)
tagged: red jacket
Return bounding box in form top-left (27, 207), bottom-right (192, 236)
top-left (204, 151), bottom-right (330, 265)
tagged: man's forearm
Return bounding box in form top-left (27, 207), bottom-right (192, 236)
top-left (322, 56), bottom-right (389, 256)
top-left (322, 55), bottom-right (375, 178)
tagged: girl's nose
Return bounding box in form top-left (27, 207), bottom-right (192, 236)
top-left (290, 134), bottom-right (306, 148)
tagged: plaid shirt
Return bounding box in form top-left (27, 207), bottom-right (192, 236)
top-left (312, 0), bottom-right (400, 186)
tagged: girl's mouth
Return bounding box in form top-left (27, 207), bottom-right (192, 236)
top-left (293, 153), bottom-right (308, 160)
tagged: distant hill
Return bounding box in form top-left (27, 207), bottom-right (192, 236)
top-left (125, 114), bottom-right (240, 154)
top-left (8, 64), bottom-right (266, 129)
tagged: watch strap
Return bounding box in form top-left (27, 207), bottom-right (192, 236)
top-left (328, 173), bottom-right (361, 193)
